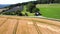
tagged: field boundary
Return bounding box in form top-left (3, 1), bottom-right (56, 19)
top-left (0, 15), bottom-right (60, 21)
top-left (28, 16), bottom-right (60, 21)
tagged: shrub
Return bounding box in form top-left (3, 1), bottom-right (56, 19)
top-left (32, 8), bottom-right (40, 13)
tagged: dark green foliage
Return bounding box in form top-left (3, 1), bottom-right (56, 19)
top-left (25, 13), bottom-right (28, 16)
top-left (26, 3), bottom-right (36, 13)
top-left (26, 2), bottom-right (41, 13)
top-left (1, 10), bottom-right (25, 16)
top-left (2, 11), bottom-right (16, 15)
top-left (15, 10), bottom-right (21, 15)
top-left (15, 10), bottom-right (24, 16)
top-left (18, 12), bottom-right (24, 16)
top-left (37, 0), bottom-right (60, 4)
top-left (33, 8), bottom-right (40, 13)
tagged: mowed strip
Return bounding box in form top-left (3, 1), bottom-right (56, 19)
top-left (36, 22), bottom-right (60, 34)
top-left (0, 19), bottom-right (17, 34)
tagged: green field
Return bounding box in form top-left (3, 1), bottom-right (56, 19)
top-left (36, 4), bottom-right (60, 19)
top-left (14, 4), bottom-right (60, 19)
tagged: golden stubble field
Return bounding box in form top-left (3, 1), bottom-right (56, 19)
top-left (0, 15), bottom-right (60, 34)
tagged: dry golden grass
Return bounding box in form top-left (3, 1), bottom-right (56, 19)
top-left (0, 15), bottom-right (60, 34)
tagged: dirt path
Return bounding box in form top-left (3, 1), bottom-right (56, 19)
top-left (0, 16), bottom-right (60, 34)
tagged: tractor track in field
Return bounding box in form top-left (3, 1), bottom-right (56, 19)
top-left (0, 18), bottom-right (7, 27)
top-left (13, 20), bottom-right (19, 34)
top-left (33, 21), bottom-right (42, 34)
top-left (0, 16), bottom-right (60, 34)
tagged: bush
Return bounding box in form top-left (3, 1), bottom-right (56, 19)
top-left (32, 8), bottom-right (40, 13)
top-left (15, 10), bottom-right (24, 16)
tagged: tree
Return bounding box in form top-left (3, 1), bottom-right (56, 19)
top-left (26, 3), bottom-right (36, 13)
top-left (15, 10), bottom-right (21, 15)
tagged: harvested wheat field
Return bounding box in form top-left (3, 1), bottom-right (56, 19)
top-left (0, 15), bottom-right (60, 34)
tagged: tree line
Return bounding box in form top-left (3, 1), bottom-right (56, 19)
top-left (5, 0), bottom-right (60, 9)
top-left (37, 0), bottom-right (60, 4)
